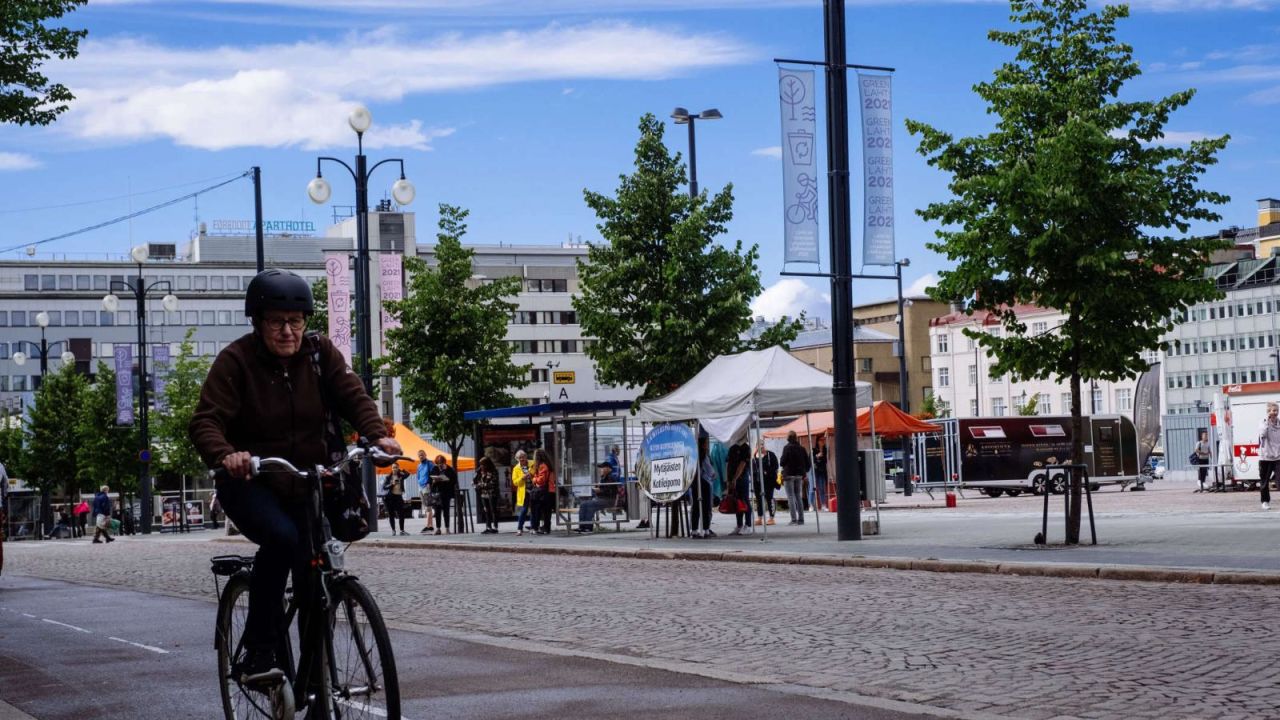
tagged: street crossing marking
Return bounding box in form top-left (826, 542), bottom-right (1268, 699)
top-left (41, 618), bottom-right (90, 633)
top-left (108, 636), bottom-right (170, 655)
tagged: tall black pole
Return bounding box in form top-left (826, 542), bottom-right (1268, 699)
top-left (353, 137), bottom-right (378, 532)
top-left (897, 262), bottom-right (912, 496)
top-left (252, 166), bottom-right (265, 273)
top-left (38, 326), bottom-right (48, 378)
top-left (135, 266), bottom-right (152, 534)
top-left (826, 0), bottom-right (862, 540)
top-left (686, 118), bottom-right (699, 198)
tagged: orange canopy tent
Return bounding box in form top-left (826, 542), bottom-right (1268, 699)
top-left (377, 422), bottom-right (475, 475)
top-left (763, 401), bottom-right (941, 440)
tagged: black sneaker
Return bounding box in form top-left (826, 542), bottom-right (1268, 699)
top-left (233, 648), bottom-right (285, 688)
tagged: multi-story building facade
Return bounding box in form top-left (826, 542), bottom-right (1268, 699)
top-left (0, 211), bottom-right (633, 420)
top-left (928, 304), bottom-right (1148, 418)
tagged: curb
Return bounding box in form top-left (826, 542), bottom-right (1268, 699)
top-left (357, 538), bottom-right (1280, 586)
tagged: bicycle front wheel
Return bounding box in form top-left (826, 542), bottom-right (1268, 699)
top-left (326, 577), bottom-right (400, 720)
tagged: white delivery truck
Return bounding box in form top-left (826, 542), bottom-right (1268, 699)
top-left (1222, 382), bottom-right (1280, 488)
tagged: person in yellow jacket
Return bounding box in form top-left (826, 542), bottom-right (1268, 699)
top-left (511, 450), bottom-right (532, 535)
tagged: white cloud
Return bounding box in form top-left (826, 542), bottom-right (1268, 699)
top-left (751, 278), bottom-right (829, 321)
top-left (1245, 85), bottom-right (1280, 104)
top-left (905, 272), bottom-right (939, 297)
top-left (751, 146), bottom-right (782, 159)
top-left (55, 23), bottom-right (754, 151)
top-left (0, 152), bottom-right (40, 171)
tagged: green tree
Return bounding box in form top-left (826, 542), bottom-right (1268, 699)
top-left (1015, 393), bottom-right (1040, 416)
top-left (76, 362), bottom-right (140, 502)
top-left (308, 277), bottom-right (329, 333)
top-left (575, 114), bottom-right (801, 402)
top-left (379, 204), bottom-right (529, 465)
top-left (23, 363), bottom-right (86, 530)
top-left (0, 408), bottom-right (25, 479)
top-left (919, 391), bottom-right (950, 420)
top-left (153, 329), bottom-right (211, 489)
top-left (906, 0), bottom-right (1228, 542)
top-left (2, 1), bottom-right (88, 126)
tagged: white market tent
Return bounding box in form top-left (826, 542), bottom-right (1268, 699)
top-left (636, 346), bottom-right (872, 536)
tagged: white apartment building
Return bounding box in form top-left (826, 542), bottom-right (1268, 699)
top-left (928, 305), bottom-right (1146, 418)
top-left (0, 211), bottom-right (634, 420)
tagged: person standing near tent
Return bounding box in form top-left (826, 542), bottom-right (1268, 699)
top-left (692, 435), bottom-right (716, 538)
top-left (511, 450), bottom-right (532, 535)
top-left (752, 440), bottom-right (779, 526)
top-left (728, 443), bottom-right (753, 535)
top-left (429, 455), bottom-right (458, 534)
top-left (780, 431), bottom-right (811, 525)
top-left (811, 435), bottom-right (830, 512)
top-left (475, 457), bottom-right (501, 534)
top-left (416, 450), bottom-right (435, 534)
top-left (382, 467), bottom-right (407, 535)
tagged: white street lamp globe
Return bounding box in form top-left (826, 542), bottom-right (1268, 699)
top-left (307, 176), bottom-right (332, 205)
top-left (391, 178), bottom-right (415, 206)
top-left (348, 105), bottom-right (372, 134)
top-left (162, 294), bottom-right (179, 312)
top-left (60, 351), bottom-right (76, 365)
top-left (12, 352), bottom-right (27, 366)
top-left (130, 245), bottom-right (150, 264)
top-left (102, 294), bottom-right (120, 313)
top-left (35, 311), bottom-right (49, 328)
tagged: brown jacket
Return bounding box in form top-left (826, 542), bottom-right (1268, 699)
top-left (189, 331), bottom-right (385, 498)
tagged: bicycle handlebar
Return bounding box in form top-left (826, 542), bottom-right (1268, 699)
top-left (210, 443), bottom-right (411, 481)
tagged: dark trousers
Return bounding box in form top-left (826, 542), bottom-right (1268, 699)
top-left (689, 478), bottom-right (712, 531)
top-left (215, 477), bottom-right (312, 654)
top-left (536, 489), bottom-right (555, 532)
top-left (384, 495), bottom-right (405, 533)
top-left (434, 496), bottom-right (453, 530)
top-left (734, 476), bottom-right (752, 528)
top-left (1260, 460), bottom-right (1275, 504)
top-left (480, 495), bottom-right (499, 530)
top-left (753, 478), bottom-right (776, 518)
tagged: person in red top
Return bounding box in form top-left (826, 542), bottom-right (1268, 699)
top-left (532, 449), bottom-right (557, 535)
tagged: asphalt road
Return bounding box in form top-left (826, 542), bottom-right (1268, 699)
top-left (0, 575), bottom-right (931, 720)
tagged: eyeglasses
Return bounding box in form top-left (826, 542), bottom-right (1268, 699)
top-left (264, 316), bottom-right (306, 333)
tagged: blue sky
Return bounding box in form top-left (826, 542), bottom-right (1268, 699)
top-left (2, 0), bottom-right (1278, 321)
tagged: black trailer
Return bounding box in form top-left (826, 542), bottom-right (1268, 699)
top-left (919, 415), bottom-right (1142, 497)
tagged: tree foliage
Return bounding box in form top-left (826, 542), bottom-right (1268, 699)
top-left (75, 361), bottom-right (140, 498)
top-left (1015, 392), bottom-right (1040, 416)
top-left (575, 114), bottom-right (801, 401)
top-left (308, 277), bottom-right (329, 334)
top-left (23, 363), bottom-right (85, 526)
top-left (0, 409), bottom-right (25, 479)
top-left (379, 204), bottom-right (529, 464)
top-left (906, 0), bottom-right (1228, 540)
top-left (1, 1), bottom-right (88, 126)
top-left (153, 329), bottom-right (210, 482)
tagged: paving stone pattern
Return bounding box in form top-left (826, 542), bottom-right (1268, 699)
top-left (5, 537), bottom-right (1278, 719)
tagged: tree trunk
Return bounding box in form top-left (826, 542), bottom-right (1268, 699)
top-left (1067, 370), bottom-right (1084, 545)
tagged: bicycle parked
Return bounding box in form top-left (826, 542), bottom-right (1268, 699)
top-left (211, 443), bottom-right (404, 720)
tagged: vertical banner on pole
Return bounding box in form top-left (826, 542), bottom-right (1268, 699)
top-left (324, 252), bottom-right (352, 367)
top-left (152, 344), bottom-right (170, 413)
top-left (114, 345), bottom-right (133, 425)
top-left (778, 68), bottom-right (820, 264)
top-left (858, 73), bottom-right (895, 266)
top-left (378, 253), bottom-right (403, 355)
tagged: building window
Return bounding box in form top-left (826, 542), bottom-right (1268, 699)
top-left (1031, 321), bottom-right (1048, 335)
top-left (1038, 393), bottom-right (1052, 415)
top-left (938, 367), bottom-right (950, 387)
top-left (936, 334), bottom-right (949, 354)
top-left (11, 311), bottom-right (25, 327)
top-left (83, 311), bottom-right (97, 327)
top-left (40, 275), bottom-right (55, 290)
top-left (531, 368), bottom-right (548, 383)
top-left (194, 275), bottom-right (208, 291)
top-left (184, 310), bottom-right (198, 326)
top-left (0, 311), bottom-right (6, 327)
top-left (969, 399), bottom-right (978, 416)
top-left (227, 276), bottom-right (241, 291)
top-left (0, 376), bottom-right (7, 392)
top-left (968, 364), bottom-right (977, 385)
top-left (210, 275), bottom-right (224, 291)
top-left (992, 397), bottom-right (1006, 416)
top-left (117, 310), bottom-right (131, 326)
top-left (1061, 393), bottom-right (1072, 414)
top-left (58, 275), bottom-right (72, 290)
top-left (24, 274), bottom-right (37, 291)
top-left (218, 310), bottom-right (232, 325)
top-left (47, 311), bottom-right (61, 326)
top-left (201, 310), bottom-right (215, 325)
top-left (1115, 388), bottom-right (1132, 412)
top-left (93, 275), bottom-right (108, 291)
top-left (561, 310), bottom-right (577, 324)
top-left (76, 275), bottom-right (90, 290)
top-left (860, 358), bottom-right (873, 372)
top-left (178, 276), bottom-right (191, 291)
top-left (0, 343), bottom-right (7, 359)
top-left (65, 310), bottom-right (79, 326)
top-left (525, 278), bottom-right (567, 293)
top-left (100, 342), bottom-right (112, 358)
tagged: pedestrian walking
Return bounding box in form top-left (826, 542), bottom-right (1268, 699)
top-left (1193, 430), bottom-right (1211, 493)
top-left (416, 450), bottom-right (435, 533)
top-left (92, 485), bottom-right (115, 544)
top-left (752, 440), bottom-right (779, 526)
top-left (780, 431), bottom-right (811, 525)
top-left (1257, 402), bottom-right (1280, 511)
top-left (430, 455), bottom-right (458, 534)
top-left (382, 467), bottom-right (408, 535)
top-left (475, 457), bottom-right (501, 534)
top-left (511, 450), bottom-right (532, 535)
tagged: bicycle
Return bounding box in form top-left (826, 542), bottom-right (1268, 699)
top-left (211, 443), bottom-right (404, 720)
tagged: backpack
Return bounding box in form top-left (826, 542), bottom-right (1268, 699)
top-left (306, 332), bottom-right (370, 543)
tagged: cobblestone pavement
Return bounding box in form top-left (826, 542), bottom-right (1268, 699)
top-left (5, 536), bottom-right (1278, 720)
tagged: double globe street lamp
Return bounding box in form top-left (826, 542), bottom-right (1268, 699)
top-left (102, 244), bottom-right (179, 534)
top-left (670, 107), bottom-right (722, 198)
top-left (12, 311), bottom-right (77, 387)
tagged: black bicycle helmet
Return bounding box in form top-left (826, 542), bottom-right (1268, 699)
top-left (244, 268), bottom-right (314, 317)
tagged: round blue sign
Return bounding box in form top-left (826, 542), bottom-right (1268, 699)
top-left (139, 449), bottom-right (152, 463)
top-left (636, 422), bottom-right (698, 503)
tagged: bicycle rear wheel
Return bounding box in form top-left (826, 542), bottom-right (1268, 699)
top-left (326, 577), bottom-right (400, 720)
top-left (217, 576), bottom-right (294, 720)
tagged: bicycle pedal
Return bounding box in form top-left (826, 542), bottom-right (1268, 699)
top-left (241, 667), bottom-right (287, 689)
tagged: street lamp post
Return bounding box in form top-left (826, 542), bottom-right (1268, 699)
top-left (895, 259), bottom-right (913, 496)
top-left (307, 105), bottom-right (415, 533)
top-left (12, 311), bottom-right (77, 388)
top-left (671, 107), bottom-right (722, 198)
top-left (103, 245), bottom-right (179, 535)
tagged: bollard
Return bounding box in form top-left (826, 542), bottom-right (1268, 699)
top-left (945, 491), bottom-right (957, 508)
